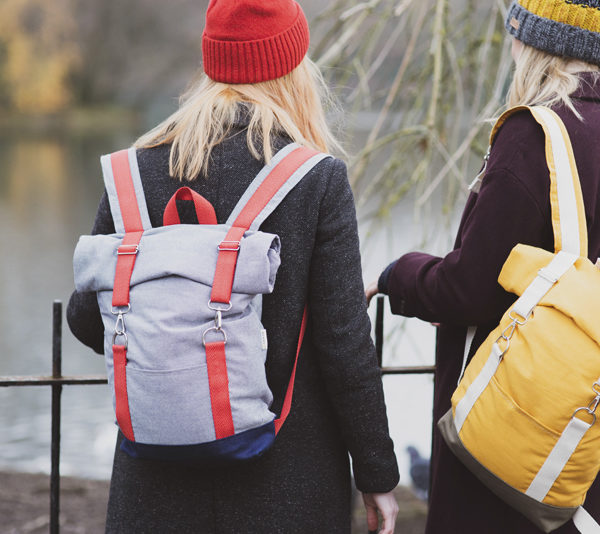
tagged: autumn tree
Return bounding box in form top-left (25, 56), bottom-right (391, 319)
top-left (0, 0), bottom-right (80, 113)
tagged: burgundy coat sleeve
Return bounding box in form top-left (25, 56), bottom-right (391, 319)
top-left (385, 114), bottom-right (555, 326)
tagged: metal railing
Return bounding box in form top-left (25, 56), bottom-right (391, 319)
top-left (0, 296), bottom-right (434, 533)
top-left (0, 301), bottom-right (107, 534)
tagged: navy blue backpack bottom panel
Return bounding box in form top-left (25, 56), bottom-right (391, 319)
top-left (120, 420), bottom-right (276, 463)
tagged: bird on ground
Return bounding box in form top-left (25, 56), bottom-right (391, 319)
top-left (406, 445), bottom-right (430, 501)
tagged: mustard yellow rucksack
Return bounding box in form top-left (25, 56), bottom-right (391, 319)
top-left (438, 106), bottom-right (600, 534)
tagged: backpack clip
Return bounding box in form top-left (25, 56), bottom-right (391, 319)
top-left (111, 305), bottom-right (130, 348)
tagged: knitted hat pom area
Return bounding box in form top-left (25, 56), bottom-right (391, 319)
top-left (201, 0), bottom-right (310, 84)
top-left (505, 0), bottom-right (600, 66)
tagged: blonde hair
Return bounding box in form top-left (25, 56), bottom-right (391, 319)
top-left (507, 43), bottom-right (600, 117)
top-left (135, 57), bottom-right (343, 180)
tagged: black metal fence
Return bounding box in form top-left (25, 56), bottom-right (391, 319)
top-left (0, 296), bottom-right (435, 533)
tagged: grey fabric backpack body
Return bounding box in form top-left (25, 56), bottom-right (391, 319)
top-left (73, 143), bottom-right (330, 462)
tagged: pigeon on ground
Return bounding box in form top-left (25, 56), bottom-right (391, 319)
top-left (406, 445), bottom-right (430, 501)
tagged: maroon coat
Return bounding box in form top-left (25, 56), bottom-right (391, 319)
top-left (383, 73), bottom-right (600, 533)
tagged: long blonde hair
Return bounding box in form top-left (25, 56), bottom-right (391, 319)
top-left (135, 57), bottom-right (343, 180)
top-left (507, 43), bottom-right (600, 117)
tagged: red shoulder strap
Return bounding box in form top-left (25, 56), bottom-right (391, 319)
top-left (110, 150), bottom-right (145, 308)
top-left (210, 147), bottom-right (319, 306)
top-left (274, 306), bottom-right (308, 434)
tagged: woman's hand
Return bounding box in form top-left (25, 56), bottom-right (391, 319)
top-left (362, 491), bottom-right (399, 534)
top-left (365, 281), bottom-right (379, 306)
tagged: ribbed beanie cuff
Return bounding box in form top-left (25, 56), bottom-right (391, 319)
top-left (506, 0), bottom-right (600, 67)
top-left (202, 2), bottom-right (310, 84)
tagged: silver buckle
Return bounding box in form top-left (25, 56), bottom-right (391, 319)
top-left (217, 241), bottom-right (240, 252)
top-left (202, 326), bottom-right (227, 346)
top-left (208, 300), bottom-right (232, 312)
top-left (112, 331), bottom-right (128, 349)
top-left (117, 244), bottom-right (139, 256)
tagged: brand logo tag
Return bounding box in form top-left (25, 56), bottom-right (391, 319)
top-left (260, 329), bottom-right (268, 350)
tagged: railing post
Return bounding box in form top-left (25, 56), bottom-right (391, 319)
top-left (51, 300), bottom-right (62, 534)
top-left (375, 295), bottom-right (384, 367)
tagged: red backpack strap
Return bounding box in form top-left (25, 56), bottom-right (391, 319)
top-left (99, 147), bottom-right (152, 442)
top-left (210, 145), bottom-right (330, 306)
top-left (206, 145), bottom-right (328, 438)
top-left (273, 306), bottom-right (308, 434)
top-left (100, 148), bottom-right (152, 308)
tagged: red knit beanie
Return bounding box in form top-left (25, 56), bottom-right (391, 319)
top-left (202, 0), bottom-right (310, 84)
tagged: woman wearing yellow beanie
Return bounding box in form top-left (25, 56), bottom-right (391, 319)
top-left (369, 1), bottom-right (600, 532)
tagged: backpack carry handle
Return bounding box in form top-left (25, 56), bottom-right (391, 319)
top-left (163, 187), bottom-right (217, 226)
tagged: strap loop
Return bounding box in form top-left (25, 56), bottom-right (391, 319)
top-left (163, 187), bottom-right (217, 226)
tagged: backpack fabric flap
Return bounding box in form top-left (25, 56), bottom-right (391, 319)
top-left (74, 225), bottom-right (281, 296)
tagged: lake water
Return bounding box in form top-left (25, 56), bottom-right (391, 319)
top-left (0, 130), bottom-right (459, 484)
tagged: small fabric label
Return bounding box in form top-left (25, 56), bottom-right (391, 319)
top-left (260, 329), bottom-right (268, 350)
top-left (510, 17), bottom-right (520, 30)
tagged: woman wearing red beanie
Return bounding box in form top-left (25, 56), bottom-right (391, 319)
top-left (67, 0), bottom-right (400, 532)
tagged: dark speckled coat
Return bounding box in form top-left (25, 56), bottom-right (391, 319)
top-left (67, 123), bottom-right (399, 533)
top-left (381, 73), bottom-right (600, 533)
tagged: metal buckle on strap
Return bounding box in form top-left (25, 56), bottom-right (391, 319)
top-left (203, 326), bottom-right (227, 346)
top-left (573, 407), bottom-right (597, 426)
top-left (208, 300), bottom-right (232, 312)
top-left (217, 241), bottom-right (240, 252)
top-left (112, 331), bottom-right (128, 349)
top-left (117, 244), bottom-right (139, 256)
top-left (508, 309), bottom-right (531, 325)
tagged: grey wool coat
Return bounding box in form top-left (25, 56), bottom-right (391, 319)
top-left (67, 122), bottom-right (399, 533)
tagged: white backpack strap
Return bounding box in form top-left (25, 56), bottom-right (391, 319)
top-left (526, 414), bottom-right (593, 501)
top-left (528, 106), bottom-right (587, 257)
top-left (573, 507), bottom-right (600, 534)
top-left (100, 147), bottom-right (152, 233)
top-left (225, 143), bottom-right (331, 231)
top-left (458, 326), bottom-right (477, 385)
top-left (491, 106), bottom-right (587, 257)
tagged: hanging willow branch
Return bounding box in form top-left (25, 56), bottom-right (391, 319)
top-left (312, 0), bottom-right (513, 220)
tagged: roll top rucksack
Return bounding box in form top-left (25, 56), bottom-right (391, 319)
top-left (439, 106), bottom-right (600, 534)
top-left (73, 143), bottom-right (330, 462)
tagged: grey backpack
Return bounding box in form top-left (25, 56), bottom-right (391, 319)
top-left (73, 143), bottom-right (329, 461)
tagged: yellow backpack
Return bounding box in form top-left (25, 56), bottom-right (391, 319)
top-left (438, 106), bottom-right (600, 534)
